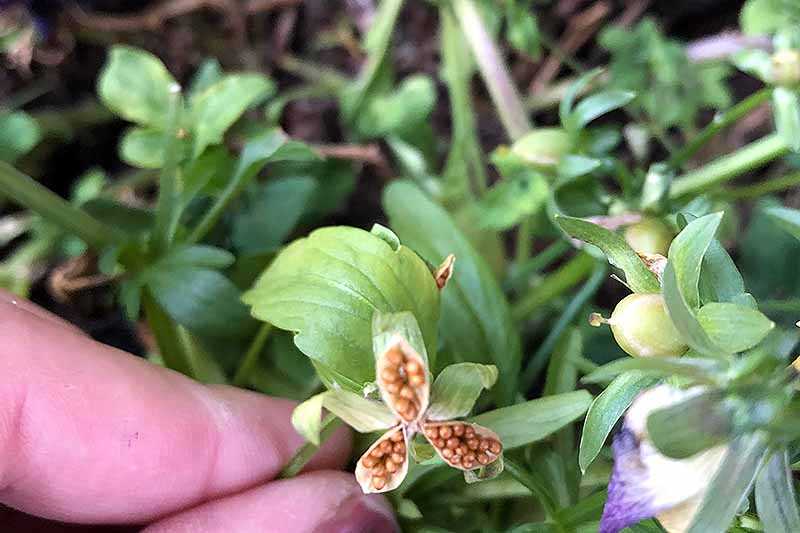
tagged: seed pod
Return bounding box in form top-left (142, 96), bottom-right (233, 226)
top-left (624, 217), bottom-right (674, 256)
top-left (603, 293), bottom-right (688, 358)
top-left (356, 427), bottom-right (409, 494)
top-left (423, 422), bottom-right (503, 471)
top-left (376, 336), bottom-right (429, 424)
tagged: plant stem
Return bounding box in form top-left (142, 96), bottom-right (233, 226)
top-left (505, 240), bottom-right (571, 293)
top-left (670, 88), bottom-right (773, 169)
top-left (453, 0), bottom-right (532, 140)
top-left (504, 458), bottom-right (561, 523)
top-left (141, 290), bottom-right (195, 378)
top-left (152, 87), bottom-right (184, 254)
top-left (277, 55), bottom-right (348, 93)
top-left (0, 161), bottom-right (121, 249)
top-left (520, 264), bottom-right (607, 391)
top-left (721, 171), bottom-right (800, 200)
top-left (279, 414), bottom-right (342, 479)
top-left (669, 134), bottom-right (789, 199)
top-left (515, 216), bottom-right (534, 263)
top-left (233, 323), bottom-right (273, 387)
top-left (512, 252), bottom-right (595, 321)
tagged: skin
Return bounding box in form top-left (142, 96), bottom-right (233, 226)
top-left (0, 290), bottom-right (398, 532)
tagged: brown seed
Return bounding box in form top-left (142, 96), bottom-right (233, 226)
top-left (387, 348), bottom-right (404, 365)
top-left (372, 463), bottom-right (386, 476)
top-left (479, 439), bottom-right (490, 451)
top-left (464, 426), bottom-right (475, 438)
top-left (362, 455), bottom-right (378, 468)
top-left (465, 453), bottom-right (476, 462)
top-left (404, 405), bottom-right (418, 420)
top-left (385, 459), bottom-right (398, 473)
top-left (450, 454), bottom-right (462, 465)
top-left (393, 442), bottom-right (406, 454)
top-left (467, 438), bottom-right (479, 451)
top-left (372, 476), bottom-right (386, 490)
top-left (452, 424), bottom-right (465, 437)
top-left (425, 426), bottom-right (439, 439)
top-left (394, 397), bottom-right (410, 413)
top-left (446, 437), bottom-right (460, 449)
top-left (380, 440), bottom-right (393, 453)
top-left (380, 368), bottom-right (399, 383)
top-left (391, 452), bottom-right (405, 464)
top-left (370, 447), bottom-right (384, 458)
top-left (489, 440), bottom-right (502, 454)
top-left (441, 448), bottom-right (454, 459)
top-left (385, 382), bottom-right (401, 394)
top-left (390, 431), bottom-right (404, 442)
top-left (408, 374), bottom-right (425, 387)
top-left (458, 444), bottom-right (469, 455)
top-left (462, 457), bottom-right (475, 469)
top-left (439, 426), bottom-right (453, 439)
top-left (399, 385), bottom-right (415, 399)
top-left (477, 453), bottom-right (490, 465)
top-left (405, 360), bottom-right (422, 375)
top-left (435, 438), bottom-right (446, 449)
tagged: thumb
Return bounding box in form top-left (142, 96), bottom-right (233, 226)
top-left (143, 471), bottom-right (399, 533)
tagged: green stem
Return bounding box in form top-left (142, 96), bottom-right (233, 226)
top-left (0, 161), bottom-right (121, 248)
top-left (520, 264), bottom-right (607, 391)
top-left (721, 171), bottom-right (800, 200)
top-left (453, 0), bottom-right (532, 140)
top-left (512, 252), bottom-right (595, 321)
top-left (233, 323), bottom-right (273, 387)
top-left (152, 88), bottom-right (184, 254)
top-left (504, 458), bottom-right (562, 524)
top-left (141, 290), bottom-right (195, 378)
top-left (515, 217), bottom-right (534, 263)
top-left (670, 88), bottom-right (773, 169)
top-left (277, 55), bottom-right (348, 93)
top-left (505, 240), bottom-right (570, 293)
top-left (669, 134), bottom-right (789, 199)
top-left (279, 414), bottom-right (343, 479)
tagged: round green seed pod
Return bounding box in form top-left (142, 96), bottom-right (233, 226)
top-left (772, 49), bottom-right (800, 88)
top-left (609, 293), bottom-right (688, 358)
top-left (624, 218), bottom-right (674, 256)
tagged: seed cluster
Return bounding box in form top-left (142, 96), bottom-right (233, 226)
top-left (361, 429), bottom-right (407, 491)
top-left (424, 423), bottom-right (502, 470)
top-left (379, 346), bottom-right (426, 422)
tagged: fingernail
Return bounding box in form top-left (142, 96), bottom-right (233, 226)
top-left (314, 494), bottom-right (400, 533)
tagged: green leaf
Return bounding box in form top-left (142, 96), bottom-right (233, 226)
top-left (583, 356), bottom-right (725, 385)
top-left (698, 240), bottom-right (748, 305)
top-left (158, 245), bottom-right (236, 269)
top-left (697, 302), bottom-right (774, 353)
top-left (740, 0), bottom-right (789, 35)
top-left (98, 45), bottom-right (177, 128)
top-left (647, 390), bottom-right (733, 459)
top-left (383, 181), bottom-right (521, 405)
top-left (773, 87), bottom-right (800, 152)
top-left (554, 215), bottom-right (660, 293)
top-left (765, 205), bottom-right (800, 240)
top-left (474, 172), bottom-right (548, 230)
top-left (470, 390), bottom-right (592, 449)
top-left (669, 212), bottom-right (723, 309)
top-left (426, 363), bottom-right (498, 421)
top-left (232, 177), bottom-right (318, 253)
top-left (505, 0), bottom-right (540, 59)
top-left (688, 433), bottom-right (768, 533)
top-left (150, 268), bottom-right (255, 338)
top-left (511, 128), bottom-right (573, 169)
top-left (82, 198), bottom-right (153, 235)
top-left (570, 90), bottom-right (636, 131)
top-left (356, 75), bottom-right (437, 139)
top-left (191, 74), bottom-right (275, 157)
top-left (578, 371), bottom-right (657, 473)
top-left (292, 390), bottom-right (396, 444)
top-left (242, 226), bottom-right (439, 391)
top-left (0, 111), bottom-right (41, 162)
top-left (372, 310), bottom-right (431, 369)
top-left (755, 448), bottom-right (800, 533)
top-left (559, 68), bottom-right (604, 128)
top-left (732, 49), bottom-right (773, 82)
top-left (188, 58), bottom-right (223, 102)
top-left (119, 127), bottom-right (180, 169)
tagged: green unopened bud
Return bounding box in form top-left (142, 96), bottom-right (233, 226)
top-left (772, 49), bottom-right (800, 87)
top-left (624, 218), bottom-right (674, 256)
top-left (510, 128), bottom-right (572, 170)
top-left (594, 293), bottom-right (688, 358)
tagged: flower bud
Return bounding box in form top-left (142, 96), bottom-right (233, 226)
top-left (623, 217), bottom-right (673, 256)
top-left (772, 49), bottom-right (800, 88)
top-left (605, 293), bottom-right (688, 358)
top-left (510, 128), bottom-right (573, 170)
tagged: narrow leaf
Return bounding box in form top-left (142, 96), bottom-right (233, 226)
top-left (755, 448), bottom-right (800, 533)
top-left (773, 87), bottom-right (800, 152)
top-left (426, 363), bottom-right (498, 421)
top-left (583, 356), bottom-right (725, 385)
top-left (668, 212), bottom-right (723, 309)
top-left (571, 90), bottom-right (636, 130)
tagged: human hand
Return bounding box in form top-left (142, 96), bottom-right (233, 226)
top-left (0, 291), bottom-right (399, 532)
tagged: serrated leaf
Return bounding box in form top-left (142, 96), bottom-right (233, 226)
top-left (755, 448), bottom-right (800, 533)
top-left (555, 215), bottom-right (660, 293)
top-left (470, 390), bottom-right (592, 449)
top-left (98, 45), bottom-right (177, 128)
top-left (191, 74), bottom-right (275, 157)
top-left (242, 226), bottom-right (439, 391)
top-left (426, 363), bottom-right (498, 421)
top-left (579, 371), bottom-right (657, 473)
top-left (687, 433), bottom-right (768, 533)
top-left (0, 111), bottom-right (41, 162)
top-left (697, 302), bottom-right (774, 353)
top-left (383, 181), bottom-right (521, 405)
top-left (773, 87), bottom-right (800, 152)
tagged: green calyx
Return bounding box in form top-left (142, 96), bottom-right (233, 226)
top-left (603, 293), bottom-right (688, 358)
top-left (624, 217), bottom-right (674, 256)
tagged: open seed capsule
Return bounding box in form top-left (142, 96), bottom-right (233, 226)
top-left (356, 427), bottom-right (409, 494)
top-left (422, 422), bottom-right (503, 471)
top-left (376, 336), bottom-right (429, 424)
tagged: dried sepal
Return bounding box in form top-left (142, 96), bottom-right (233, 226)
top-left (355, 426), bottom-right (409, 494)
top-left (376, 336), bottom-right (429, 424)
top-left (422, 421), bottom-right (503, 471)
top-left (434, 254), bottom-right (456, 290)
top-left (637, 252), bottom-right (667, 284)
